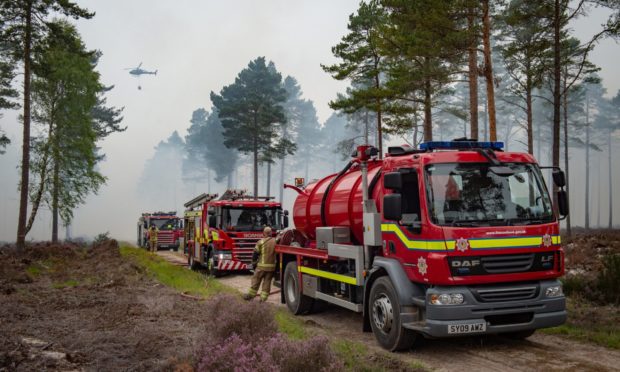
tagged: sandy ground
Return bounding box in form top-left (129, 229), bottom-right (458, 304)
top-left (158, 250), bottom-right (620, 372)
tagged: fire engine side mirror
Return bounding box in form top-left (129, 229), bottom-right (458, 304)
top-left (552, 169), bottom-right (566, 188)
top-left (383, 194), bottom-right (402, 221)
top-left (283, 215), bottom-right (289, 228)
top-left (557, 190), bottom-right (569, 217)
top-left (384, 172), bottom-right (402, 191)
top-left (208, 215), bottom-right (216, 228)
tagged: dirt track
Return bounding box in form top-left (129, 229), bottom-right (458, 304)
top-left (158, 250), bottom-right (620, 372)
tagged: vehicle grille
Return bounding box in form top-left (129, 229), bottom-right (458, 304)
top-left (472, 284), bottom-right (539, 303)
top-left (157, 231), bottom-right (175, 245)
top-left (481, 253), bottom-right (534, 273)
top-left (232, 237), bottom-right (261, 264)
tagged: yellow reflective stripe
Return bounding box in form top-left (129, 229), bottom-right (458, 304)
top-left (381, 224), bottom-right (449, 251)
top-left (211, 231), bottom-right (219, 240)
top-left (382, 223), bottom-right (562, 251)
top-left (469, 237), bottom-right (542, 249)
top-left (258, 263), bottom-right (275, 268)
top-left (298, 266), bottom-right (357, 285)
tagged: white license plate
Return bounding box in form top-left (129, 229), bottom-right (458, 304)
top-left (448, 322), bottom-right (487, 334)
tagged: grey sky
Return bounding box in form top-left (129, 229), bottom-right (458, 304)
top-left (0, 1), bottom-right (618, 241)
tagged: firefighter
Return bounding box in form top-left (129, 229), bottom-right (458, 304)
top-left (243, 226), bottom-right (276, 302)
top-left (148, 225), bottom-right (159, 252)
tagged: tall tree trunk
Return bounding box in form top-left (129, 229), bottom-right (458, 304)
top-left (597, 155), bottom-right (601, 227)
top-left (364, 110), bottom-right (369, 145)
top-left (552, 0), bottom-right (562, 208)
top-left (266, 162), bottom-right (271, 197)
top-left (585, 93), bottom-right (590, 230)
top-left (412, 114), bottom-right (419, 148)
top-left (207, 168), bottom-right (211, 193)
top-left (482, 0), bottom-right (497, 141)
top-left (423, 75), bottom-right (433, 141)
top-left (526, 74), bottom-right (534, 155)
top-left (25, 119), bottom-right (54, 235)
top-left (468, 10), bottom-right (479, 140)
top-left (279, 157), bottom-right (285, 203)
top-left (375, 68), bottom-right (383, 158)
top-left (305, 158), bottom-right (309, 183)
top-left (51, 153), bottom-right (60, 243)
top-left (563, 79), bottom-right (571, 235)
top-left (16, 1), bottom-right (33, 251)
top-left (483, 93), bottom-right (488, 141)
top-left (609, 129), bottom-right (613, 229)
top-left (253, 138), bottom-right (258, 200)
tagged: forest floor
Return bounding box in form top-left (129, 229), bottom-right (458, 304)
top-left (0, 230), bottom-right (618, 371)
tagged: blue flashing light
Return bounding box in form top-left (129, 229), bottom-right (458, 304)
top-left (419, 141), bottom-right (504, 151)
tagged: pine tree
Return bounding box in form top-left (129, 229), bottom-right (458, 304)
top-left (210, 57), bottom-right (293, 199)
top-left (380, 0), bottom-right (467, 141)
top-left (497, 0), bottom-right (551, 154)
top-left (0, 0), bottom-right (93, 249)
top-left (322, 0), bottom-right (388, 156)
top-left (28, 20), bottom-right (115, 240)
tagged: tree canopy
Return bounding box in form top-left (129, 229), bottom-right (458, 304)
top-left (210, 57), bottom-right (294, 198)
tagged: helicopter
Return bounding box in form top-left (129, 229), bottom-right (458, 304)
top-left (125, 62), bottom-right (157, 76)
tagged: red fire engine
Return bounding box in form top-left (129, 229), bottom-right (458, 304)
top-left (137, 212), bottom-right (184, 251)
top-left (183, 190), bottom-right (287, 276)
top-left (275, 141), bottom-right (568, 351)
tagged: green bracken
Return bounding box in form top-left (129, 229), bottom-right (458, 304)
top-left (119, 245), bottom-right (233, 298)
top-left (52, 279), bottom-right (79, 289)
top-left (275, 308), bottom-right (308, 340)
top-left (541, 296), bottom-right (620, 349)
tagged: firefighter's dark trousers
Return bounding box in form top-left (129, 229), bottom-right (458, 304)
top-left (247, 269), bottom-right (274, 301)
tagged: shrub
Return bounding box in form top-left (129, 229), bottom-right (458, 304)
top-left (202, 294), bottom-right (277, 343)
top-left (197, 334), bottom-right (341, 372)
top-left (596, 254), bottom-right (620, 304)
top-left (93, 232), bottom-right (110, 245)
top-left (197, 334), bottom-right (258, 372)
top-left (561, 275), bottom-right (588, 297)
top-left (196, 294), bottom-right (341, 372)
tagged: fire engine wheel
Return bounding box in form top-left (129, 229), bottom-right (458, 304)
top-left (206, 249), bottom-right (222, 278)
top-left (369, 277), bottom-right (416, 351)
top-left (284, 261), bottom-right (314, 315)
top-left (188, 254), bottom-right (197, 271)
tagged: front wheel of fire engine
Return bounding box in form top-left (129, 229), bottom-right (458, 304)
top-left (188, 253), bottom-right (197, 271)
top-left (206, 249), bottom-right (222, 278)
top-left (283, 261), bottom-right (314, 315)
top-left (369, 276), bottom-right (416, 351)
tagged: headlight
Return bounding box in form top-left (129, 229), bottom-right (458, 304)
top-left (545, 285), bottom-right (563, 297)
top-left (430, 293), bottom-right (464, 305)
top-left (217, 253), bottom-right (232, 260)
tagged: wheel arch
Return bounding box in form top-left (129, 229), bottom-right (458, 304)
top-left (363, 257), bottom-right (425, 332)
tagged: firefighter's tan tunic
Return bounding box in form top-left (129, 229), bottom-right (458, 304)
top-left (148, 226), bottom-right (159, 252)
top-left (248, 237), bottom-right (276, 301)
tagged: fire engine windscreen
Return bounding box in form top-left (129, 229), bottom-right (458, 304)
top-left (425, 163), bottom-right (554, 226)
top-left (149, 218), bottom-right (179, 230)
top-left (223, 208), bottom-right (280, 231)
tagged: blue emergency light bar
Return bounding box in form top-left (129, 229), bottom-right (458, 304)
top-left (419, 141), bottom-right (504, 151)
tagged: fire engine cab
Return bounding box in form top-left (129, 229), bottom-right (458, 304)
top-left (183, 190), bottom-right (288, 276)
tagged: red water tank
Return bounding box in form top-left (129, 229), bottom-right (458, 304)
top-left (293, 160), bottom-right (383, 244)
